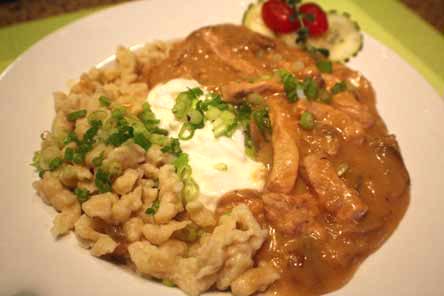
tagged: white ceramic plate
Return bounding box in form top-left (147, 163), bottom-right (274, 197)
top-left (1, 1), bottom-right (443, 295)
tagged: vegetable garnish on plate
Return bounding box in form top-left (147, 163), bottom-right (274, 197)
top-left (243, 0), bottom-right (363, 61)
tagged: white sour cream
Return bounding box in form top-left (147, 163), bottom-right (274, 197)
top-left (147, 79), bottom-right (266, 211)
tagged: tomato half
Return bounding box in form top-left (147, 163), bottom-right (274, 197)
top-left (299, 3), bottom-right (329, 36)
top-left (262, 0), bottom-right (300, 34)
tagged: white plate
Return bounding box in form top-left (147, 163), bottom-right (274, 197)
top-left (0, 1), bottom-right (443, 295)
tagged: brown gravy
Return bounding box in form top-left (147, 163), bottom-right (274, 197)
top-left (144, 24), bottom-right (410, 296)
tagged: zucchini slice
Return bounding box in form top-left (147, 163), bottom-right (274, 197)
top-left (308, 11), bottom-right (363, 62)
top-left (242, 2), bottom-right (276, 38)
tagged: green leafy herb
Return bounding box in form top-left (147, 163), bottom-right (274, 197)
top-left (63, 131), bottom-right (79, 145)
top-left (253, 109), bottom-right (271, 135)
top-left (67, 110), bottom-right (87, 122)
top-left (300, 111), bottom-right (315, 130)
top-left (99, 95), bottom-right (111, 107)
top-left (74, 188), bottom-right (90, 203)
top-left (161, 138), bottom-right (182, 156)
top-left (49, 157), bottom-right (63, 171)
top-left (95, 169), bottom-right (112, 193)
top-left (316, 60), bottom-right (333, 73)
top-left (303, 77), bottom-right (319, 100)
top-left (145, 199), bottom-right (160, 215)
top-left (133, 132), bottom-right (151, 150)
top-left (331, 81), bottom-right (347, 95)
top-left (92, 152), bottom-right (105, 167)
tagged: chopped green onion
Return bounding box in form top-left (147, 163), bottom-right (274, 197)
top-left (205, 106), bottom-right (222, 121)
top-left (278, 69), bottom-right (302, 102)
top-left (189, 110), bottom-right (204, 126)
top-left (31, 151), bottom-right (44, 176)
top-left (253, 109), bottom-right (271, 135)
top-left (212, 110), bottom-right (237, 138)
top-left (316, 60), bottom-right (333, 73)
top-left (173, 92), bottom-right (194, 121)
top-left (243, 129), bottom-right (256, 159)
top-left (336, 162), bottom-right (349, 177)
top-left (63, 131), bottom-right (79, 145)
top-left (300, 111), bottom-right (315, 130)
top-left (49, 157), bottom-right (63, 171)
top-left (214, 163), bottom-right (228, 171)
top-left (178, 123), bottom-right (195, 140)
top-left (67, 110), bottom-right (87, 122)
top-left (318, 88), bottom-right (332, 104)
top-left (99, 95), bottom-right (111, 107)
top-left (182, 179), bottom-right (199, 202)
top-left (106, 124), bottom-right (133, 146)
top-left (72, 152), bottom-right (84, 164)
top-left (133, 132), bottom-right (151, 151)
top-left (161, 279), bottom-right (175, 288)
top-left (145, 199), bottom-right (160, 215)
top-left (64, 147), bottom-right (75, 162)
top-left (174, 153), bottom-right (191, 179)
top-left (303, 77), bottom-right (319, 100)
top-left (111, 107), bottom-right (126, 120)
top-left (74, 188), bottom-right (90, 203)
top-left (92, 152), bottom-right (105, 167)
top-left (95, 169), bottom-right (112, 193)
top-left (331, 81), bottom-right (347, 95)
top-left (161, 138), bottom-right (182, 156)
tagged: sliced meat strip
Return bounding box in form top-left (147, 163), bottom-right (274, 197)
top-left (303, 153), bottom-right (368, 222)
top-left (266, 95), bottom-right (300, 193)
top-left (221, 80), bottom-right (283, 103)
top-left (332, 91), bottom-right (374, 128)
top-left (262, 192), bottom-right (319, 235)
top-left (296, 100), bottom-right (365, 141)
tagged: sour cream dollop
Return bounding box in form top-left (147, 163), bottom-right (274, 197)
top-left (147, 79), bottom-right (266, 211)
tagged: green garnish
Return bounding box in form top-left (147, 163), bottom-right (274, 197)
top-left (252, 108), bottom-right (271, 135)
top-left (214, 163), bottom-right (228, 171)
top-left (67, 110), bottom-right (87, 122)
top-left (278, 69), bottom-right (303, 102)
top-left (145, 199), bottom-right (160, 215)
top-left (331, 81), bottom-right (347, 95)
top-left (303, 77), bottom-right (319, 100)
top-left (133, 132), bottom-right (151, 151)
top-left (74, 188), bottom-right (90, 203)
top-left (99, 95), bottom-right (111, 107)
top-left (48, 157), bottom-right (63, 171)
top-left (63, 131), bottom-right (79, 145)
top-left (31, 151), bottom-right (44, 177)
top-left (172, 88), bottom-right (205, 140)
top-left (92, 152), bottom-right (105, 167)
top-left (300, 111), bottom-right (315, 130)
top-left (64, 147), bottom-right (75, 162)
top-left (161, 279), bottom-right (175, 288)
top-left (95, 169), bottom-right (112, 193)
top-left (178, 123), bottom-right (195, 140)
top-left (316, 60), bottom-right (333, 73)
top-left (161, 138), bottom-right (182, 156)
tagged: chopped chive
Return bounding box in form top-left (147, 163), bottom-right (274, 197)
top-left (99, 95), bottom-right (111, 107)
top-left (145, 199), bottom-right (160, 215)
top-left (331, 81), bottom-right (347, 95)
top-left (95, 169), bottom-right (112, 193)
top-left (316, 60), bottom-right (333, 73)
top-left (133, 132), bottom-right (151, 151)
top-left (303, 77), bottom-right (319, 100)
top-left (74, 188), bottom-right (90, 203)
top-left (178, 123), bottom-right (195, 140)
top-left (49, 157), bottom-right (63, 171)
top-left (64, 147), bottom-right (74, 162)
top-left (300, 111), bottom-right (315, 130)
top-left (214, 163), bottom-right (228, 171)
top-left (63, 131), bottom-right (79, 145)
top-left (92, 152), bottom-right (104, 167)
top-left (161, 138), bottom-right (182, 156)
top-left (67, 110), bottom-right (87, 122)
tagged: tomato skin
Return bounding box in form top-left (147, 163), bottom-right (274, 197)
top-left (262, 0), bottom-right (300, 33)
top-left (299, 3), bottom-right (329, 36)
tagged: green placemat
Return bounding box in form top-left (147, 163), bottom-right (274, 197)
top-left (1, 1), bottom-right (443, 95)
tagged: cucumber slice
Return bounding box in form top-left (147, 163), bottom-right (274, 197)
top-left (307, 11), bottom-right (363, 62)
top-left (242, 2), bottom-right (276, 38)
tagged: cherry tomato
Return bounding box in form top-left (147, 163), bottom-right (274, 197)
top-left (262, 0), bottom-right (300, 34)
top-left (299, 3), bottom-right (329, 36)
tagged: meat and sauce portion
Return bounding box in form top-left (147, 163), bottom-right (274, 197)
top-left (145, 24), bottom-right (410, 295)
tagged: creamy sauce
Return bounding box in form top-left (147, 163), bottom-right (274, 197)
top-left (144, 24), bottom-right (410, 296)
top-left (147, 78), bottom-right (266, 211)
